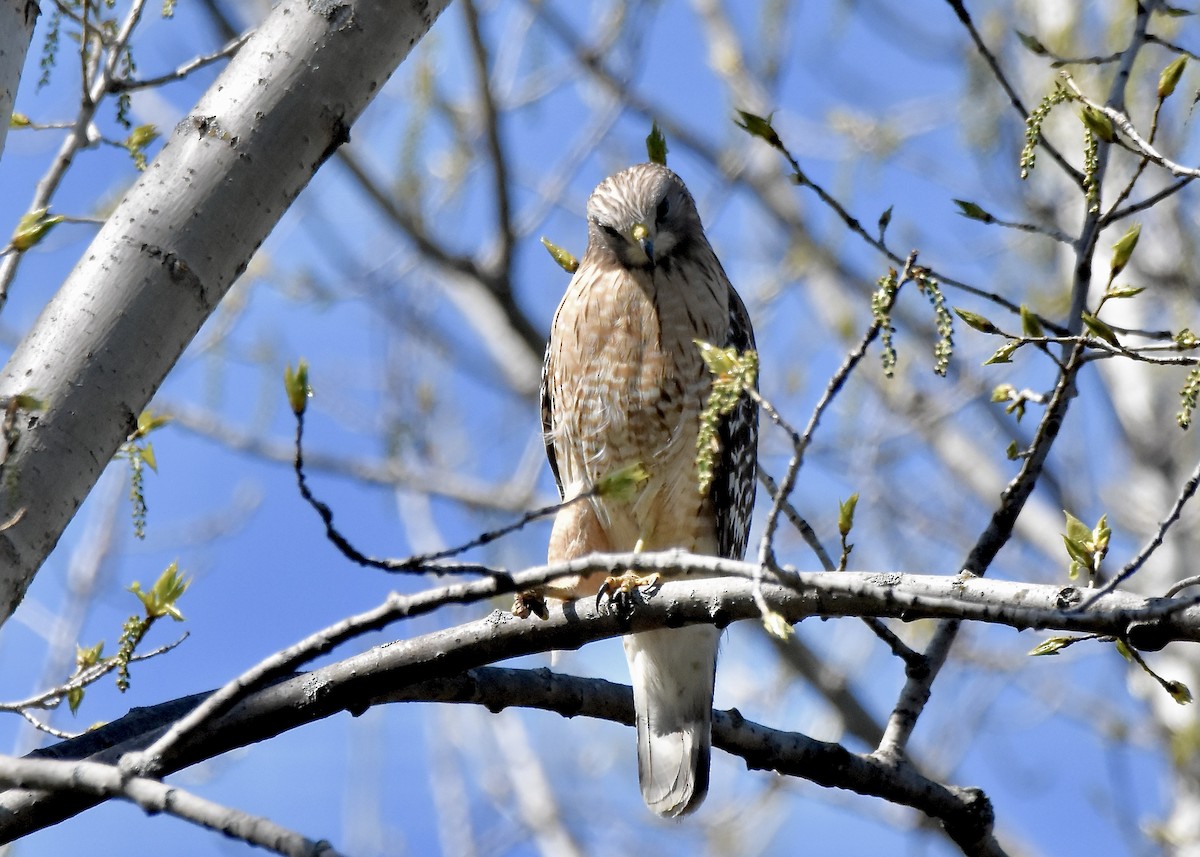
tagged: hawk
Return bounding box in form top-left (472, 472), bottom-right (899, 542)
top-left (540, 162), bottom-right (757, 816)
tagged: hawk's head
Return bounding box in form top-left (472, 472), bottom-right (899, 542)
top-left (585, 163), bottom-right (704, 270)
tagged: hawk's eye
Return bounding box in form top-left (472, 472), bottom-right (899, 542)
top-left (655, 198), bottom-right (670, 224)
top-left (600, 223), bottom-right (622, 241)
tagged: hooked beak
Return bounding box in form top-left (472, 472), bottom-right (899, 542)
top-left (631, 221), bottom-right (654, 264)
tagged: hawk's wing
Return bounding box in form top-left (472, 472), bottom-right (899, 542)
top-left (541, 316), bottom-right (566, 502)
top-left (713, 283), bottom-right (758, 561)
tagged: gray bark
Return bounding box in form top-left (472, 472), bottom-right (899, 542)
top-left (0, 1), bottom-right (39, 159)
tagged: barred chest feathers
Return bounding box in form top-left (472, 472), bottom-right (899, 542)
top-left (548, 261), bottom-right (727, 548)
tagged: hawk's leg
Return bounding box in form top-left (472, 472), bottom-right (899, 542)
top-left (514, 496), bottom-right (610, 619)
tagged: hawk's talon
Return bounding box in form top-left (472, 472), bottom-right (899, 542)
top-left (596, 571), bottom-right (661, 618)
top-left (512, 591), bottom-right (549, 621)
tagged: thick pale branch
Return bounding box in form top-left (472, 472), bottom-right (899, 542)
top-left (0, 0), bottom-right (39, 160)
top-left (4, 559), bottom-right (1193, 845)
top-left (110, 556), bottom-right (1200, 788)
top-left (9, 662), bottom-right (1004, 853)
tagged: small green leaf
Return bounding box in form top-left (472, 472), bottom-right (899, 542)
top-left (953, 199), bottom-right (994, 222)
top-left (696, 340), bottom-right (736, 375)
top-left (1093, 514), bottom-right (1111, 554)
top-left (595, 462), bottom-right (650, 502)
top-left (125, 124), bottom-right (158, 149)
top-left (1079, 106), bottom-right (1116, 143)
top-left (1005, 440), bottom-right (1020, 460)
top-left (10, 392), bottom-right (45, 411)
top-left (838, 493), bottom-right (858, 538)
top-left (540, 237), bottom-right (579, 274)
top-left (1082, 312), bottom-right (1120, 347)
top-left (1029, 636), bottom-right (1074, 656)
top-left (284, 360), bottom-right (311, 415)
top-left (734, 110), bottom-right (783, 149)
top-left (123, 124), bottom-right (160, 171)
top-left (991, 384), bottom-right (1015, 403)
top-left (1115, 639), bottom-right (1134, 662)
top-left (1015, 30), bottom-right (1049, 56)
top-left (1106, 285), bottom-right (1145, 300)
top-left (10, 112), bottom-right (30, 128)
top-left (877, 205), bottom-right (893, 237)
top-left (1167, 679), bottom-right (1194, 705)
top-left (140, 442), bottom-right (157, 473)
top-left (10, 208), bottom-right (65, 251)
top-left (136, 409), bottom-right (171, 436)
top-left (1063, 510), bottom-right (1091, 544)
top-left (953, 307), bottom-right (998, 334)
top-left (75, 641), bottom-right (104, 668)
top-left (1020, 305), bottom-right (1044, 338)
top-left (67, 687), bottom-right (84, 715)
top-left (1062, 535), bottom-right (1091, 567)
top-left (761, 609), bottom-right (794, 640)
top-left (645, 122), bottom-right (668, 166)
top-left (129, 561), bottom-right (191, 622)
top-left (984, 341), bottom-right (1020, 365)
top-left (1159, 56), bottom-right (1188, 99)
top-left (1110, 222), bottom-right (1141, 276)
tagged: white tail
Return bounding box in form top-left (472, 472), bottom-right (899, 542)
top-left (623, 624), bottom-right (720, 817)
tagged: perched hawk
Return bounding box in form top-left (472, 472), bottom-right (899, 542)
top-left (540, 162), bottom-right (757, 816)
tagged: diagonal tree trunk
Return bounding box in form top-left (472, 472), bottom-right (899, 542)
top-left (0, 1), bottom-right (39, 159)
top-left (0, 0), bottom-right (452, 622)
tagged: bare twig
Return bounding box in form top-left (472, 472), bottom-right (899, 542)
top-left (1078, 453), bottom-right (1200, 609)
top-left (164, 399), bottom-right (536, 511)
top-left (754, 257), bottom-right (913, 568)
top-left (0, 755), bottom-right (341, 856)
top-left (291, 404), bottom-right (580, 573)
top-left (112, 33), bottom-right (248, 91)
top-left (462, 0), bottom-right (516, 281)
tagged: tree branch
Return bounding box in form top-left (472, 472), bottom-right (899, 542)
top-left (0, 755), bottom-right (340, 855)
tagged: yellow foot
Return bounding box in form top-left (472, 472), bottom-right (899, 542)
top-left (511, 590), bottom-right (549, 620)
top-left (595, 570), bottom-right (661, 616)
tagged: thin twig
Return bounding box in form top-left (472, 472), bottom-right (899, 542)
top-left (0, 634), bottom-right (187, 714)
top-left (292, 406), bottom-right (582, 573)
top-left (1078, 454), bottom-right (1200, 609)
top-left (756, 466), bottom-right (835, 571)
top-left (755, 255), bottom-right (915, 568)
top-left (1165, 575), bottom-right (1200, 599)
top-left (943, 0), bottom-right (1085, 188)
top-left (462, 0), bottom-right (516, 281)
top-left (1062, 70), bottom-right (1200, 180)
top-left (1104, 175), bottom-right (1195, 224)
top-left (112, 33), bottom-right (248, 91)
top-left (0, 0), bottom-right (154, 310)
